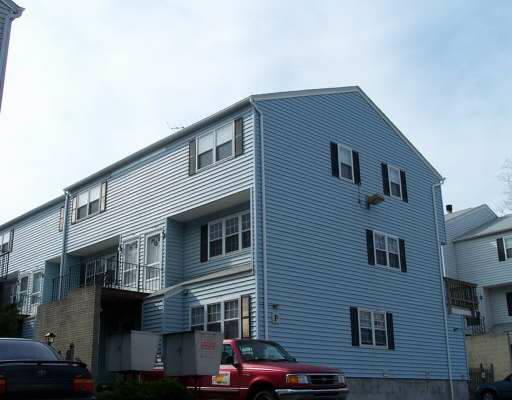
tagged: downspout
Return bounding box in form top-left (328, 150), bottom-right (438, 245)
top-left (432, 179), bottom-right (454, 400)
top-left (249, 97), bottom-right (269, 340)
top-left (59, 191), bottom-right (71, 300)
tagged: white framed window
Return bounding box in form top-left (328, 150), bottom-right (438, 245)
top-left (338, 144), bottom-right (354, 182)
top-left (122, 240), bottom-right (139, 288)
top-left (196, 122), bottom-right (234, 170)
top-left (190, 298), bottom-right (241, 339)
top-left (0, 231), bottom-right (10, 253)
top-left (18, 275), bottom-right (29, 300)
top-left (374, 231), bottom-right (400, 270)
top-left (388, 165), bottom-right (402, 199)
top-left (505, 236), bottom-right (512, 259)
top-left (358, 309), bottom-right (388, 348)
top-left (144, 232), bottom-right (162, 289)
top-left (77, 184), bottom-right (101, 221)
top-left (31, 271), bottom-right (44, 306)
top-left (208, 212), bottom-right (251, 259)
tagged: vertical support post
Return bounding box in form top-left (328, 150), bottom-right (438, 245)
top-left (137, 263), bottom-right (141, 292)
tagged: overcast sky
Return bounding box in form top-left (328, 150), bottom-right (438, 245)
top-left (1, 1), bottom-right (511, 223)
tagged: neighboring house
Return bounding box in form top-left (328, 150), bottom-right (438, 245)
top-left (0, 87), bottom-right (473, 399)
top-left (0, 0), bottom-right (23, 111)
top-left (444, 204), bottom-right (512, 380)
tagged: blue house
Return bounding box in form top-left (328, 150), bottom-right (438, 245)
top-left (0, 87), bottom-right (473, 399)
top-left (0, 0), bottom-right (23, 111)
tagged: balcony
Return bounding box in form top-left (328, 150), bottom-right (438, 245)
top-left (465, 313), bottom-right (486, 336)
top-left (50, 257), bottom-right (161, 301)
top-left (444, 277), bottom-right (479, 315)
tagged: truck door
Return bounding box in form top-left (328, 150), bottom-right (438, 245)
top-left (208, 343), bottom-right (240, 400)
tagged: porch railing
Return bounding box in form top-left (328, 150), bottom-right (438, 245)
top-left (465, 314), bottom-right (486, 336)
top-left (50, 258), bottom-right (161, 301)
top-left (14, 293), bottom-right (40, 316)
top-left (444, 277), bottom-right (478, 313)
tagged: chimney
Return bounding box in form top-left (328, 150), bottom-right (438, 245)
top-left (446, 204), bottom-right (453, 214)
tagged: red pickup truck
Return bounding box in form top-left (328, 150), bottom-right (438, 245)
top-left (179, 339), bottom-right (349, 400)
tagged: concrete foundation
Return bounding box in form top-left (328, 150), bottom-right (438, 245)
top-left (347, 378), bottom-right (469, 400)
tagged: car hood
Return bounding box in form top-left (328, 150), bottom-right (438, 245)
top-left (243, 361), bottom-right (340, 374)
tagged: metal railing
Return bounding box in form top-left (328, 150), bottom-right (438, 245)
top-left (465, 314), bottom-right (486, 336)
top-left (14, 293), bottom-right (41, 316)
top-left (444, 277), bottom-right (479, 312)
top-left (0, 252), bottom-right (9, 279)
top-left (50, 258), bottom-right (161, 301)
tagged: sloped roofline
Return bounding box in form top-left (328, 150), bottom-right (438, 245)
top-left (446, 204), bottom-right (497, 224)
top-left (453, 214), bottom-right (512, 243)
top-left (0, 195), bottom-right (65, 231)
top-left (0, 0), bottom-right (24, 15)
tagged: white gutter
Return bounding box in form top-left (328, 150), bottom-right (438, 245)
top-left (58, 192), bottom-right (70, 299)
top-left (432, 179), bottom-right (454, 400)
top-left (249, 97), bottom-right (269, 340)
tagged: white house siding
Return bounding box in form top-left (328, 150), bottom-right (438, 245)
top-left (455, 233), bottom-right (512, 287)
top-left (487, 285), bottom-right (512, 327)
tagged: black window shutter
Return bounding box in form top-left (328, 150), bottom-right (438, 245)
top-left (353, 151), bottom-right (361, 185)
top-left (366, 229), bottom-right (375, 265)
top-left (8, 229), bottom-right (14, 252)
top-left (100, 181), bottom-right (108, 212)
top-left (507, 293), bottom-right (512, 316)
top-left (330, 142), bottom-right (339, 178)
top-left (189, 140), bottom-right (197, 176)
top-left (399, 239), bottom-right (407, 272)
top-left (498, 238), bottom-right (506, 262)
top-left (234, 118), bottom-right (244, 157)
top-left (350, 307), bottom-right (360, 346)
top-left (381, 163), bottom-right (390, 196)
top-left (200, 224), bottom-right (208, 263)
top-left (241, 294), bottom-right (251, 338)
top-left (400, 170), bottom-right (408, 202)
top-left (71, 196), bottom-right (77, 225)
top-left (386, 313), bottom-right (395, 350)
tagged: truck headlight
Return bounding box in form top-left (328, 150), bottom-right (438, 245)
top-left (336, 374), bottom-right (346, 385)
top-left (286, 374), bottom-right (310, 384)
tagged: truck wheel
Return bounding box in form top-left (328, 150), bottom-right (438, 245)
top-left (253, 390), bottom-right (277, 400)
top-left (482, 391), bottom-right (496, 400)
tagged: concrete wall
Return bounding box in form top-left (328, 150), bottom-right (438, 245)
top-left (35, 285), bottom-right (101, 375)
top-left (348, 378), bottom-right (468, 400)
top-left (466, 333), bottom-right (512, 381)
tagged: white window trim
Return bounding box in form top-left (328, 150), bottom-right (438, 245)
top-left (196, 121), bottom-right (235, 172)
top-left (373, 230), bottom-right (401, 271)
top-left (144, 231), bottom-right (163, 288)
top-left (188, 296), bottom-right (242, 338)
top-left (504, 236), bottom-right (512, 260)
top-left (208, 211), bottom-right (251, 260)
top-left (30, 270), bottom-right (44, 305)
top-left (76, 183), bottom-right (102, 221)
top-left (337, 144), bottom-right (354, 183)
top-left (387, 165), bottom-right (403, 200)
top-left (358, 308), bottom-right (388, 349)
top-left (18, 273), bottom-right (30, 299)
top-left (122, 238), bottom-right (140, 287)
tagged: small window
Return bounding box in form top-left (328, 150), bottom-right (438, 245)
top-left (1, 231), bottom-right (10, 253)
top-left (221, 344), bottom-right (234, 364)
top-left (58, 207), bottom-right (65, 232)
top-left (191, 306), bottom-right (205, 331)
top-left (191, 299), bottom-right (242, 339)
top-left (76, 184), bottom-right (102, 221)
top-left (196, 122), bottom-right (234, 170)
top-left (358, 309), bottom-right (388, 348)
top-left (208, 212), bottom-right (251, 259)
top-left (388, 166), bottom-right (402, 199)
top-left (505, 236), bottom-right (512, 259)
top-left (338, 145), bottom-right (354, 181)
top-left (374, 232), bottom-right (401, 270)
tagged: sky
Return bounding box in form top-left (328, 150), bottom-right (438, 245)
top-left (1, 1), bottom-right (511, 223)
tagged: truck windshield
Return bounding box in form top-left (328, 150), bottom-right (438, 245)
top-left (237, 340), bottom-right (295, 362)
top-left (0, 340), bottom-right (59, 361)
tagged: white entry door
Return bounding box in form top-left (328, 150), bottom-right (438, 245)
top-left (123, 240), bottom-right (139, 288)
top-left (144, 233), bottom-right (162, 291)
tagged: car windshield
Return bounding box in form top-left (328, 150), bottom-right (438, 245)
top-left (0, 340), bottom-right (60, 361)
top-left (237, 340), bottom-right (295, 362)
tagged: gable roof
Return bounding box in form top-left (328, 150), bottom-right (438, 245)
top-left (454, 214), bottom-right (512, 242)
top-left (0, 0), bottom-right (23, 13)
top-left (445, 204), bottom-right (496, 222)
top-left (0, 195), bottom-right (65, 232)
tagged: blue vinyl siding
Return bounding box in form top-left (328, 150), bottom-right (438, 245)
top-left (255, 92), bottom-right (461, 379)
top-left (142, 298), bottom-right (164, 332)
top-left (448, 314), bottom-right (468, 380)
top-left (21, 317), bottom-right (36, 339)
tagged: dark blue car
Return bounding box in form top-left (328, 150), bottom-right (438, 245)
top-left (478, 375), bottom-right (512, 400)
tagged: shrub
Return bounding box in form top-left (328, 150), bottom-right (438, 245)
top-left (96, 379), bottom-right (191, 400)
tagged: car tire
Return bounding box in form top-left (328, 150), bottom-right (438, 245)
top-left (481, 391), bottom-right (497, 400)
top-left (253, 390), bottom-right (277, 400)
